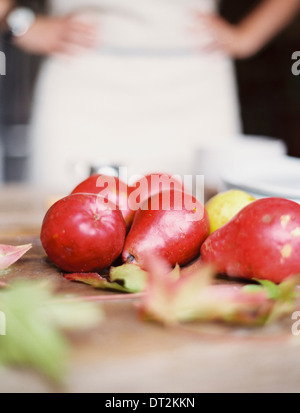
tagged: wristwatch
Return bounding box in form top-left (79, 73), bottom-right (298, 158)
top-left (5, 7), bottom-right (36, 38)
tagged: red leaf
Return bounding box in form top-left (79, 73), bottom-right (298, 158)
top-left (64, 272), bottom-right (106, 288)
top-left (0, 244), bottom-right (32, 271)
top-left (139, 255), bottom-right (297, 326)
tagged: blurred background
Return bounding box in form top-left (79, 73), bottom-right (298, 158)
top-left (221, 0), bottom-right (300, 157)
top-left (0, 0), bottom-right (299, 185)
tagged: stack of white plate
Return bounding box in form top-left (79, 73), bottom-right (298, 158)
top-left (194, 135), bottom-right (287, 189)
top-left (221, 155), bottom-right (300, 204)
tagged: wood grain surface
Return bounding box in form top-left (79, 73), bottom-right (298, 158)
top-left (0, 185), bottom-right (300, 393)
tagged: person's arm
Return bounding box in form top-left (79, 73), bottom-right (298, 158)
top-left (13, 15), bottom-right (97, 56)
top-left (0, 0), bottom-right (14, 23)
top-left (0, 0), bottom-right (96, 56)
top-left (195, 0), bottom-right (300, 59)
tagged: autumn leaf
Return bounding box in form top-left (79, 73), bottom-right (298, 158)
top-left (0, 244), bottom-right (32, 272)
top-left (64, 255), bottom-right (299, 326)
top-left (0, 280), bottom-right (103, 383)
top-left (139, 255), bottom-right (299, 326)
top-left (109, 264), bottom-right (148, 292)
top-left (64, 263), bottom-right (182, 294)
top-left (65, 264), bottom-right (148, 293)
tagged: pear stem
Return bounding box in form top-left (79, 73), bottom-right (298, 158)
top-left (126, 254), bottom-right (136, 263)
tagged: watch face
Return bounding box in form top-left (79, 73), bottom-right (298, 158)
top-left (7, 7), bottom-right (36, 37)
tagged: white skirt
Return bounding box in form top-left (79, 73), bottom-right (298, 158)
top-left (29, 49), bottom-right (241, 192)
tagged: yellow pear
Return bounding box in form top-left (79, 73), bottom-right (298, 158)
top-left (206, 190), bottom-right (256, 234)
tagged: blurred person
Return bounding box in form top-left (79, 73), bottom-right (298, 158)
top-left (0, 0), bottom-right (299, 191)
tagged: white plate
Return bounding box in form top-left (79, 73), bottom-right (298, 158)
top-left (194, 135), bottom-right (287, 188)
top-left (221, 155), bottom-right (300, 202)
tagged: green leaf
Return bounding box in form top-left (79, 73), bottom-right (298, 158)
top-left (65, 264), bottom-right (148, 293)
top-left (168, 264), bottom-right (181, 280)
top-left (262, 275), bottom-right (300, 324)
top-left (242, 284), bottom-right (264, 294)
top-left (110, 264), bottom-right (148, 293)
top-left (254, 279), bottom-right (281, 300)
top-left (0, 280), bottom-right (103, 383)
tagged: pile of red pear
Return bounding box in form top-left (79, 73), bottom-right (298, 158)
top-left (41, 173), bottom-right (300, 284)
top-left (41, 173), bottom-right (209, 272)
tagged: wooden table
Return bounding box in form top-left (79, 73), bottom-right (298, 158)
top-left (0, 185), bottom-right (300, 393)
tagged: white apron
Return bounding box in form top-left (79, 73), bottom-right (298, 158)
top-left (29, 0), bottom-right (241, 192)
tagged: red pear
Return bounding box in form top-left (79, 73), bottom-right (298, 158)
top-left (122, 190), bottom-right (210, 268)
top-left (71, 174), bottom-right (134, 228)
top-left (41, 193), bottom-right (126, 273)
top-left (201, 197), bottom-right (300, 283)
